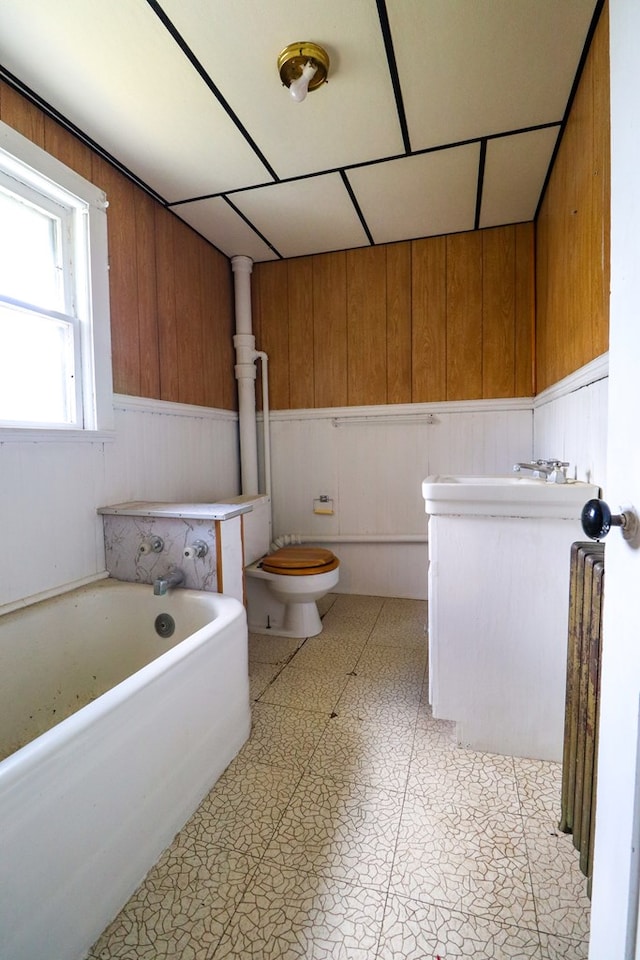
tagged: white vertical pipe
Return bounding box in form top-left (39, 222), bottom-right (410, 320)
top-left (231, 256), bottom-right (259, 495)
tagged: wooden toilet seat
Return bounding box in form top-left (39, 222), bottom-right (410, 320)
top-left (260, 546), bottom-right (339, 576)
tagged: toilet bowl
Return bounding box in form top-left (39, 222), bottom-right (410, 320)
top-left (245, 546), bottom-right (340, 638)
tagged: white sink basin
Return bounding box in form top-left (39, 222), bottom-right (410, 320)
top-left (422, 474), bottom-right (600, 518)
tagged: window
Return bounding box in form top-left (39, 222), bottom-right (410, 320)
top-left (0, 121), bottom-right (113, 435)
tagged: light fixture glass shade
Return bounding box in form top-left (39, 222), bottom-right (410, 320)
top-left (289, 61), bottom-right (317, 102)
top-left (278, 42), bottom-right (329, 102)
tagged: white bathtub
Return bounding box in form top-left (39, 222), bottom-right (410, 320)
top-left (0, 578), bottom-right (250, 960)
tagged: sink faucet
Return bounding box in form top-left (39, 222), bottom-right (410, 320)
top-left (513, 459), bottom-right (570, 483)
top-left (153, 567), bottom-right (185, 596)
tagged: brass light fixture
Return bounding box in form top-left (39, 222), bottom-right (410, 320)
top-left (278, 42), bottom-right (329, 102)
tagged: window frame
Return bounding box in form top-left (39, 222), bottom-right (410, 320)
top-left (0, 120), bottom-right (114, 440)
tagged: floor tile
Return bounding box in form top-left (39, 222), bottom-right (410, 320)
top-left (238, 702), bottom-right (330, 772)
top-left (377, 895), bottom-right (542, 959)
top-left (290, 635), bottom-right (363, 676)
top-left (188, 757), bottom-right (302, 857)
top-left (211, 861), bottom-right (386, 960)
top-left (309, 713), bottom-right (414, 792)
top-left (525, 816), bottom-right (591, 941)
top-left (513, 756), bottom-right (563, 820)
top-left (408, 745), bottom-right (520, 813)
top-left (88, 844), bottom-right (256, 960)
top-left (335, 673), bottom-right (423, 726)
top-left (258, 666), bottom-right (349, 714)
top-left (263, 772), bottom-right (403, 890)
top-left (539, 931), bottom-right (589, 960)
top-left (318, 595), bottom-right (384, 643)
top-left (249, 661), bottom-right (283, 700)
top-left (248, 633), bottom-right (302, 665)
top-left (391, 794), bottom-right (536, 927)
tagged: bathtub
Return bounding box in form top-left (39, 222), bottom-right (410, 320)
top-left (0, 578), bottom-right (250, 960)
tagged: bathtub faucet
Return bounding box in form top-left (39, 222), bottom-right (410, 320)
top-left (513, 459), bottom-right (570, 483)
top-left (153, 567), bottom-right (185, 596)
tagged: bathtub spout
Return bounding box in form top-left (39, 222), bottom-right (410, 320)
top-left (153, 567), bottom-right (185, 596)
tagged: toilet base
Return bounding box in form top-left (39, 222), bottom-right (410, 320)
top-left (248, 599), bottom-right (322, 639)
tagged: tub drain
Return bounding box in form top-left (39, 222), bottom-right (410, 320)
top-left (154, 613), bottom-right (176, 638)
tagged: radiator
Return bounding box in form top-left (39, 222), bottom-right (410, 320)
top-left (559, 541), bottom-right (605, 891)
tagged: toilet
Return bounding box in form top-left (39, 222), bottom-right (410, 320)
top-left (220, 495), bottom-right (339, 638)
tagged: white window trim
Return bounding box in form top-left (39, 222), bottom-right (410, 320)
top-left (0, 120), bottom-right (114, 441)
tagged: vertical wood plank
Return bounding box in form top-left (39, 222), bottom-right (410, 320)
top-left (0, 81), bottom-right (45, 145)
top-left (155, 205), bottom-right (179, 402)
top-left (514, 222), bottom-right (535, 396)
top-left (411, 237), bottom-right (447, 402)
top-left (590, 8), bottom-right (610, 360)
top-left (200, 241), bottom-right (219, 408)
top-left (43, 116), bottom-right (92, 179)
top-left (256, 261), bottom-right (290, 410)
top-left (174, 222), bottom-right (204, 406)
top-left (92, 155), bottom-right (140, 396)
top-left (446, 231), bottom-right (483, 400)
top-left (347, 246), bottom-right (387, 406)
top-left (483, 226), bottom-right (516, 398)
top-left (386, 242), bottom-right (412, 404)
top-left (210, 250), bottom-right (236, 411)
top-left (135, 191), bottom-right (160, 398)
top-left (288, 257), bottom-right (315, 410)
top-left (313, 252), bottom-right (347, 408)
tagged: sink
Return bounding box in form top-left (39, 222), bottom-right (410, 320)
top-left (422, 474), bottom-right (600, 518)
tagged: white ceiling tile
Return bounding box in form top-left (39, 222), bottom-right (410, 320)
top-left (388, 0), bottom-right (597, 149)
top-left (231, 175), bottom-right (370, 259)
top-left (348, 145), bottom-right (480, 244)
top-left (480, 127), bottom-right (560, 228)
top-left (174, 198), bottom-right (278, 262)
top-left (159, 0), bottom-right (406, 179)
top-left (0, 0), bottom-right (272, 201)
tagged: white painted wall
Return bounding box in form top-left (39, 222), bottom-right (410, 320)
top-left (533, 354), bottom-right (609, 490)
top-left (0, 396), bottom-right (239, 610)
top-left (267, 399), bottom-right (534, 599)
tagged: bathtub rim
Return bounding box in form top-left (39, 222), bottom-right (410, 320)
top-left (0, 579), bottom-right (246, 783)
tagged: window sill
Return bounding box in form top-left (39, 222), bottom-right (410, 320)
top-left (0, 427), bottom-right (116, 443)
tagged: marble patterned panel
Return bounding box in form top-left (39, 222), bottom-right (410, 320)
top-left (211, 861), bottom-right (386, 960)
top-left (263, 772), bottom-right (403, 890)
top-left (378, 895), bottom-right (542, 960)
top-left (102, 514), bottom-right (219, 592)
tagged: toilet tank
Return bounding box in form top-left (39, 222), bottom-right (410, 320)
top-left (219, 495), bottom-right (271, 564)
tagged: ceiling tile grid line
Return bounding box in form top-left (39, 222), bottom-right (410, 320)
top-left (0, 0), bottom-right (602, 261)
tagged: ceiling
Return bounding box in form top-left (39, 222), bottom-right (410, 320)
top-left (0, 0), bottom-right (600, 263)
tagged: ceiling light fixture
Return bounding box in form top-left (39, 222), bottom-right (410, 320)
top-left (278, 42), bottom-right (329, 103)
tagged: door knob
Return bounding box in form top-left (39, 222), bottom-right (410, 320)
top-left (581, 498), bottom-right (639, 542)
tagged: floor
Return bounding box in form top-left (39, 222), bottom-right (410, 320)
top-left (89, 594), bottom-right (591, 960)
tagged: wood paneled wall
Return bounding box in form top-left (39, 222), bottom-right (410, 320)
top-left (0, 80), bottom-right (237, 410)
top-left (536, 5), bottom-right (610, 393)
top-left (252, 223), bottom-right (534, 410)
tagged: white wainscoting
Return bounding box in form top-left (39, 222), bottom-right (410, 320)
top-left (267, 399), bottom-right (534, 600)
top-left (0, 396), bottom-right (239, 610)
top-left (533, 353), bottom-right (609, 491)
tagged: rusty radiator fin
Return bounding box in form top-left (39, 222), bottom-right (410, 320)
top-left (560, 541), bottom-right (605, 889)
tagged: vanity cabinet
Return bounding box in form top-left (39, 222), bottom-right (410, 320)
top-left (423, 475), bottom-right (599, 761)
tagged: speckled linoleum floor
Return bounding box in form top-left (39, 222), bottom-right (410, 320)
top-left (89, 594), bottom-right (590, 960)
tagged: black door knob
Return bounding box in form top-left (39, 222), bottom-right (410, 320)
top-left (581, 499), bottom-right (623, 540)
